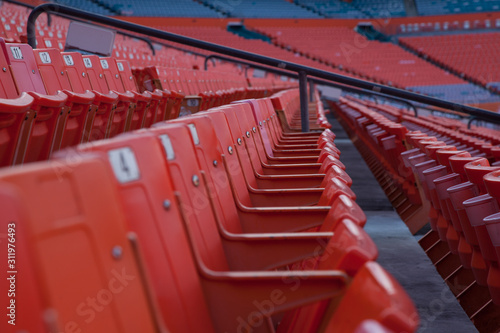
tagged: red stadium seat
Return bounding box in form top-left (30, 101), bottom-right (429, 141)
top-left (4, 41), bottom-right (68, 163)
top-left (81, 54), bottom-right (120, 140)
top-left (0, 38), bottom-right (35, 167)
top-left (0, 157), bottom-right (164, 333)
top-left (32, 48), bottom-right (95, 150)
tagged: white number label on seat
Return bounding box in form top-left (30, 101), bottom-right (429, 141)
top-left (100, 59), bottom-right (109, 69)
top-left (108, 148), bottom-right (140, 183)
top-left (39, 52), bottom-right (51, 64)
top-left (83, 58), bottom-right (93, 68)
top-left (10, 47), bottom-right (22, 59)
top-left (63, 55), bottom-right (74, 66)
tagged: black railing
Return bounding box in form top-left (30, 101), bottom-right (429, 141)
top-left (26, 3), bottom-right (500, 131)
top-left (204, 54), bottom-right (420, 117)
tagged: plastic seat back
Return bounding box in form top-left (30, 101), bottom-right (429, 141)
top-left (82, 55), bottom-right (111, 94)
top-left (0, 38), bottom-right (35, 167)
top-left (146, 123), bottom-right (230, 272)
top-left (202, 110), bottom-right (255, 205)
top-left (0, 157), bottom-right (161, 333)
top-left (0, 38), bottom-right (19, 98)
top-left (5, 42), bottom-right (69, 163)
top-left (323, 261), bottom-right (418, 333)
top-left (116, 59), bottom-right (140, 92)
top-left (5, 42), bottom-right (46, 94)
top-left (61, 51), bottom-right (94, 93)
top-left (221, 105), bottom-right (269, 175)
top-left (61, 133), bottom-right (215, 333)
top-left (465, 158), bottom-right (500, 194)
top-left (169, 114), bottom-right (244, 233)
top-left (33, 48), bottom-right (73, 94)
top-left (100, 57), bottom-right (127, 93)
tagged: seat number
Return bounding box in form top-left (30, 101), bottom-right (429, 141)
top-left (63, 55), bottom-right (74, 66)
top-left (39, 52), bottom-right (51, 64)
top-left (100, 59), bottom-right (109, 69)
top-left (10, 47), bottom-right (22, 60)
top-left (108, 148), bottom-right (140, 183)
top-left (83, 58), bottom-right (92, 68)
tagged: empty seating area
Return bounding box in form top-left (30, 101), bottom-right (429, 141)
top-left (332, 95), bottom-right (500, 332)
top-left (350, 0), bottom-right (407, 17)
top-left (54, 0), bottom-right (118, 15)
top-left (0, 76), bottom-right (422, 331)
top-left (149, 25), bottom-right (348, 76)
top-left (110, 0), bottom-right (223, 17)
top-left (204, 0), bottom-right (322, 18)
top-left (247, 24), bottom-right (500, 104)
top-left (4, 0), bottom-right (500, 332)
top-left (400, 33), bottom-right (500, 92)
top-left (293, 0), bottom-right (367, 18)
top-left (0, 36), bottom-right (289, 166)
top-left (0, 4), bottom-right (299, 169)
top-left (0, 1), bottom-right (424, 332)
top-left (415, 0), bottom-right (500, 16)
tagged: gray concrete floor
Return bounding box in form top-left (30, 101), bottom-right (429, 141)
top-left (365, 211), bottom-right (477, 333)
top-left (327, 110), bottom-right (477, 332)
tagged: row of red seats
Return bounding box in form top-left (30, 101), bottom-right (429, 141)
top-left (271, 89), bottom-right (327, 132)
top-left (333, 96), bottom-right (500, 331)
top-left (333, 97), bottom-right (422, 229)
top-left (0, 91), bottom-right (419, 333)
top-left (247, 25), bottom-right (466, 89)
top-left (400, 33), bottom-right (500, 91)
top-left (0, 2), bottom-right (203, 69)
top-left (0, 38), bottom-right (289, 168)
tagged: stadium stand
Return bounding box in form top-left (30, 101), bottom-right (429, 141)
top-left (415, 0), bottom-right (500, 16)
top-left (293, 0), bottom-right (367, 18)
top-left (197, 0), bottom-right (323, 18)
top-left (2, 0), bottom-right (500, 332)
top-left (400, 32), bottom-right (500, 92)
top-left (247, 24), bottom-right (500, 104)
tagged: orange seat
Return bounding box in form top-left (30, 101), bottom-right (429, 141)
top-left (0, 158), bottom-right (164, 333)
top-left (54, 127), bottom-right (373, 333)
top-left (33, 48), bottom-right (96, 151)
top-left (92, 56), bottom-right (135, 138)
top-left (170, 113), bottom-right (354, 208)
top-left (116, 59), bottom-right (165, 128)
top-left (321, 262), bottom-right (419, 333)
top-left (0, 38), bottom-right (35, 167)
top-left (80, 54), bottom-right (120, 141)
top-left (5, 41), bottom-right (68, 163)
top-left (59, 51), bottom-right (100, 145)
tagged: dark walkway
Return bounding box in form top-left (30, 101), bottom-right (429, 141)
top-left (327, 110), bottom-right (477, 332)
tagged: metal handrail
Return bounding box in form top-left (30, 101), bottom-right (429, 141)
top-left (27, 3), bottom-right (500, 131)
top-left (204, 54), bottom-right (420, 117)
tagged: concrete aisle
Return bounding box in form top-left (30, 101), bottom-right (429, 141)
top-left (364, 211), bottom-right (477, 333)
top-left (327, 110), bottom-right (477, 332)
